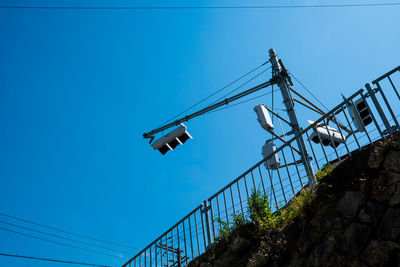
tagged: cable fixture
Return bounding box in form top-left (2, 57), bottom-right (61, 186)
top-left (1, 2), bottom-right (400, 10)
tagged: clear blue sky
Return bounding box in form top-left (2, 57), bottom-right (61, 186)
top-left (0, 0), bottom-right (399, 266)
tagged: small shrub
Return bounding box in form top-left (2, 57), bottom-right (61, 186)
top-left (316, 165), bottom-right (334, 181)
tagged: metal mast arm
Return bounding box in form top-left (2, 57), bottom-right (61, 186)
top-left (143, 79), bottom-right (276, 139)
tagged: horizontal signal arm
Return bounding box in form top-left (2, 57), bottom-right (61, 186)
top-left (143, 79), bottom-right (275, 139)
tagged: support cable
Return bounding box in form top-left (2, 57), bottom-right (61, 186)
top-left (288, 71), bottom-right (329, 111)
top-left (207, 89), bottom-right (280, 114)
top-left (211, 65), bottom-right (272, 104)
top-left (1, 3), bottom-right (400, 9)
top-left (0, 227), bottom-right (124, 259)
top-left (0, 220), bottom-right (131, 254)
top-left (155, 61), bottom-right (269, 128)
top-left (0, 252), bottom-right (112, 267)
top-left (0, 212), bottom-right (137, 249)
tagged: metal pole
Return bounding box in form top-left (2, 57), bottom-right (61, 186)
top-left (202, 200), bottom-right (212, 248)
top-left (365, 83), bottom-right (393, 134)
top-left (269, 49), bottom-right (317, 187)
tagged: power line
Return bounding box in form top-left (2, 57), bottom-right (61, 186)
top-left (208, 88), bottom-right (280, 114)
top-left (1, 3), bottom-right (400, 10)
top-left (0, 226), bottom-right (124, 259)
top-left (211, 66), bottom-right (272, 105)
top-left (0, 252), bottom-right (111, 267)
top-left (0, 220), bottom-right (131, 255)
top-left (0, 212), bottom-right (137, 250)
top-left (288, 71), bottom-right (330, 111)
top-left (155, 61), bottom-right (269, 128)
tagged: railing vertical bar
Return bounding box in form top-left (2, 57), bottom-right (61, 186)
top-left (216, 196), bottom-right (221, 232)
top-left (230, 187), bottom-right (236, 216)
top-left (265, 164), bottom-right (278, 209)
top-left (176, 226), bottom-right (181, 267)
top-left (315, 126), bottom-right (332, 167)
top-left (236, 182), bottom-right (244, 216)
top-left (305, 130), bottom-right (320, 171)
top-left (156, 240), bottom-right (164, 266)
top-left (257, 166), bottom-right (266, 196)
top-left (150, 245), bottom-right (152, 267)
top-left (280, 147), bottom-right (295, 194)
top-left (243, 175), bottom-right (250, 200)
top-left (342, 107), bottom-right (361, 149)
top-left (332, 113), bottom-right (351, 157)
top-left (194, 212), bottom-right (200, 256)
top-left (182, 221), bottom-right (188, 265)
top-left (171, 230), bottom-right (174, 267)
top-left (223, 190), bottom-right (229, 225)
top-left (144, 249), bottom-right (147, 267)
top-left (322, 118), bottom-right (341, 162)
top-left (271, 157), bottom-right (287, 205)
top-left (200, 207), bottom-right (207, 250)
top-left (250, 171), bottom-right (257, 192)
top-left (188, 216), bottom-right (194, 260)
top-left (387, 76), bottom-right (400, 101)
top-left (376, 81), bottom-right (400, 128)
top-left (165, 235), bottom-right (169, 267)
top-left (209, 200), bottom-right (216, 240)
top-left (361, 92), bottom-right (384, 138)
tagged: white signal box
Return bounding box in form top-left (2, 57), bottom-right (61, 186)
top-left (308, 120), bottom-right (346, 148)
top-left (262, 142), bottom-right (280, 170)
top-left (151, 124), bottom-right (192, 155)
top-left (254, 104), bottom-right (274, 133)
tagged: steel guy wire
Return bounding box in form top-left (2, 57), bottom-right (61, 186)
top-left (155, 61), bottom-right (269, 128)
top-left (0, 220), bottom-right (131, 255)
top-left (2, 3), bottom-right (400, 9)
top-left (207, 89), bottom-right (280, 114)
top-left (0, 212), bottom-right (138, 250)
top-left (0, 252), bottom-right (112, 267)
top-left (0, 226), bottom-right (125, 259)
top-left (211, 66), bottom-right (272, 104)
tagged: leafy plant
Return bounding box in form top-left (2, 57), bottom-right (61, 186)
top-left (315, 165), bottom-right (334, 181)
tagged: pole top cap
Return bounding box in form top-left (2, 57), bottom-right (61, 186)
top-left (269, 48), bottom-right (276, 57)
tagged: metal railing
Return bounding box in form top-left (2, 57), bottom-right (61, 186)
top-left (123, 66), bottom-right (400, 267)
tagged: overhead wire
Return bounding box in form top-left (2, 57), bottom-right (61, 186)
top-left (1, 3), bottom-right (400, 9)
top-left (0, 226), bottom-right (125, 259)
top-left (0, 212), bottom-right (138, 250)
top-left (155, 61), bottom-right (269, 128)
top-left (288, 71), bottom-right (329, 112)
top-left (0, 220), bottom-right (131, 255)
top-left (0, 252), bottom-right (112, 267)
top-left (207, 88), bottom-right (281, 114)
top-left (211, 65), bottom-right (272, 104)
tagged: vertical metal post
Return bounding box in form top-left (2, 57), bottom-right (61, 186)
top-left (202, 200), bottom-right (212, 248)
top-left (269, 49), bottom-right (317, 187)
top-left (365, 83), bottom-right (393, 134)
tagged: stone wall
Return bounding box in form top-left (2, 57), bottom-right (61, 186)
top-left (188, 133), bottom-right (400, 267)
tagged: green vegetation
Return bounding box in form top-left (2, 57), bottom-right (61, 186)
top-left (315, 165), bottom-right (334, 181)
top-left (213, 186), bottom-right (315, 243)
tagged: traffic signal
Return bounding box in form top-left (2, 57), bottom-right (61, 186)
top-left (151, 124), bottom-right (192, 155)
top-left (348, 98), bottom-right (372, 132)
top-left (309, 121), bottom-right (346, 148)
top-left (262, 142), bottom-right (280, 170)
top-left (254, 104), bottom-right (274, 133)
